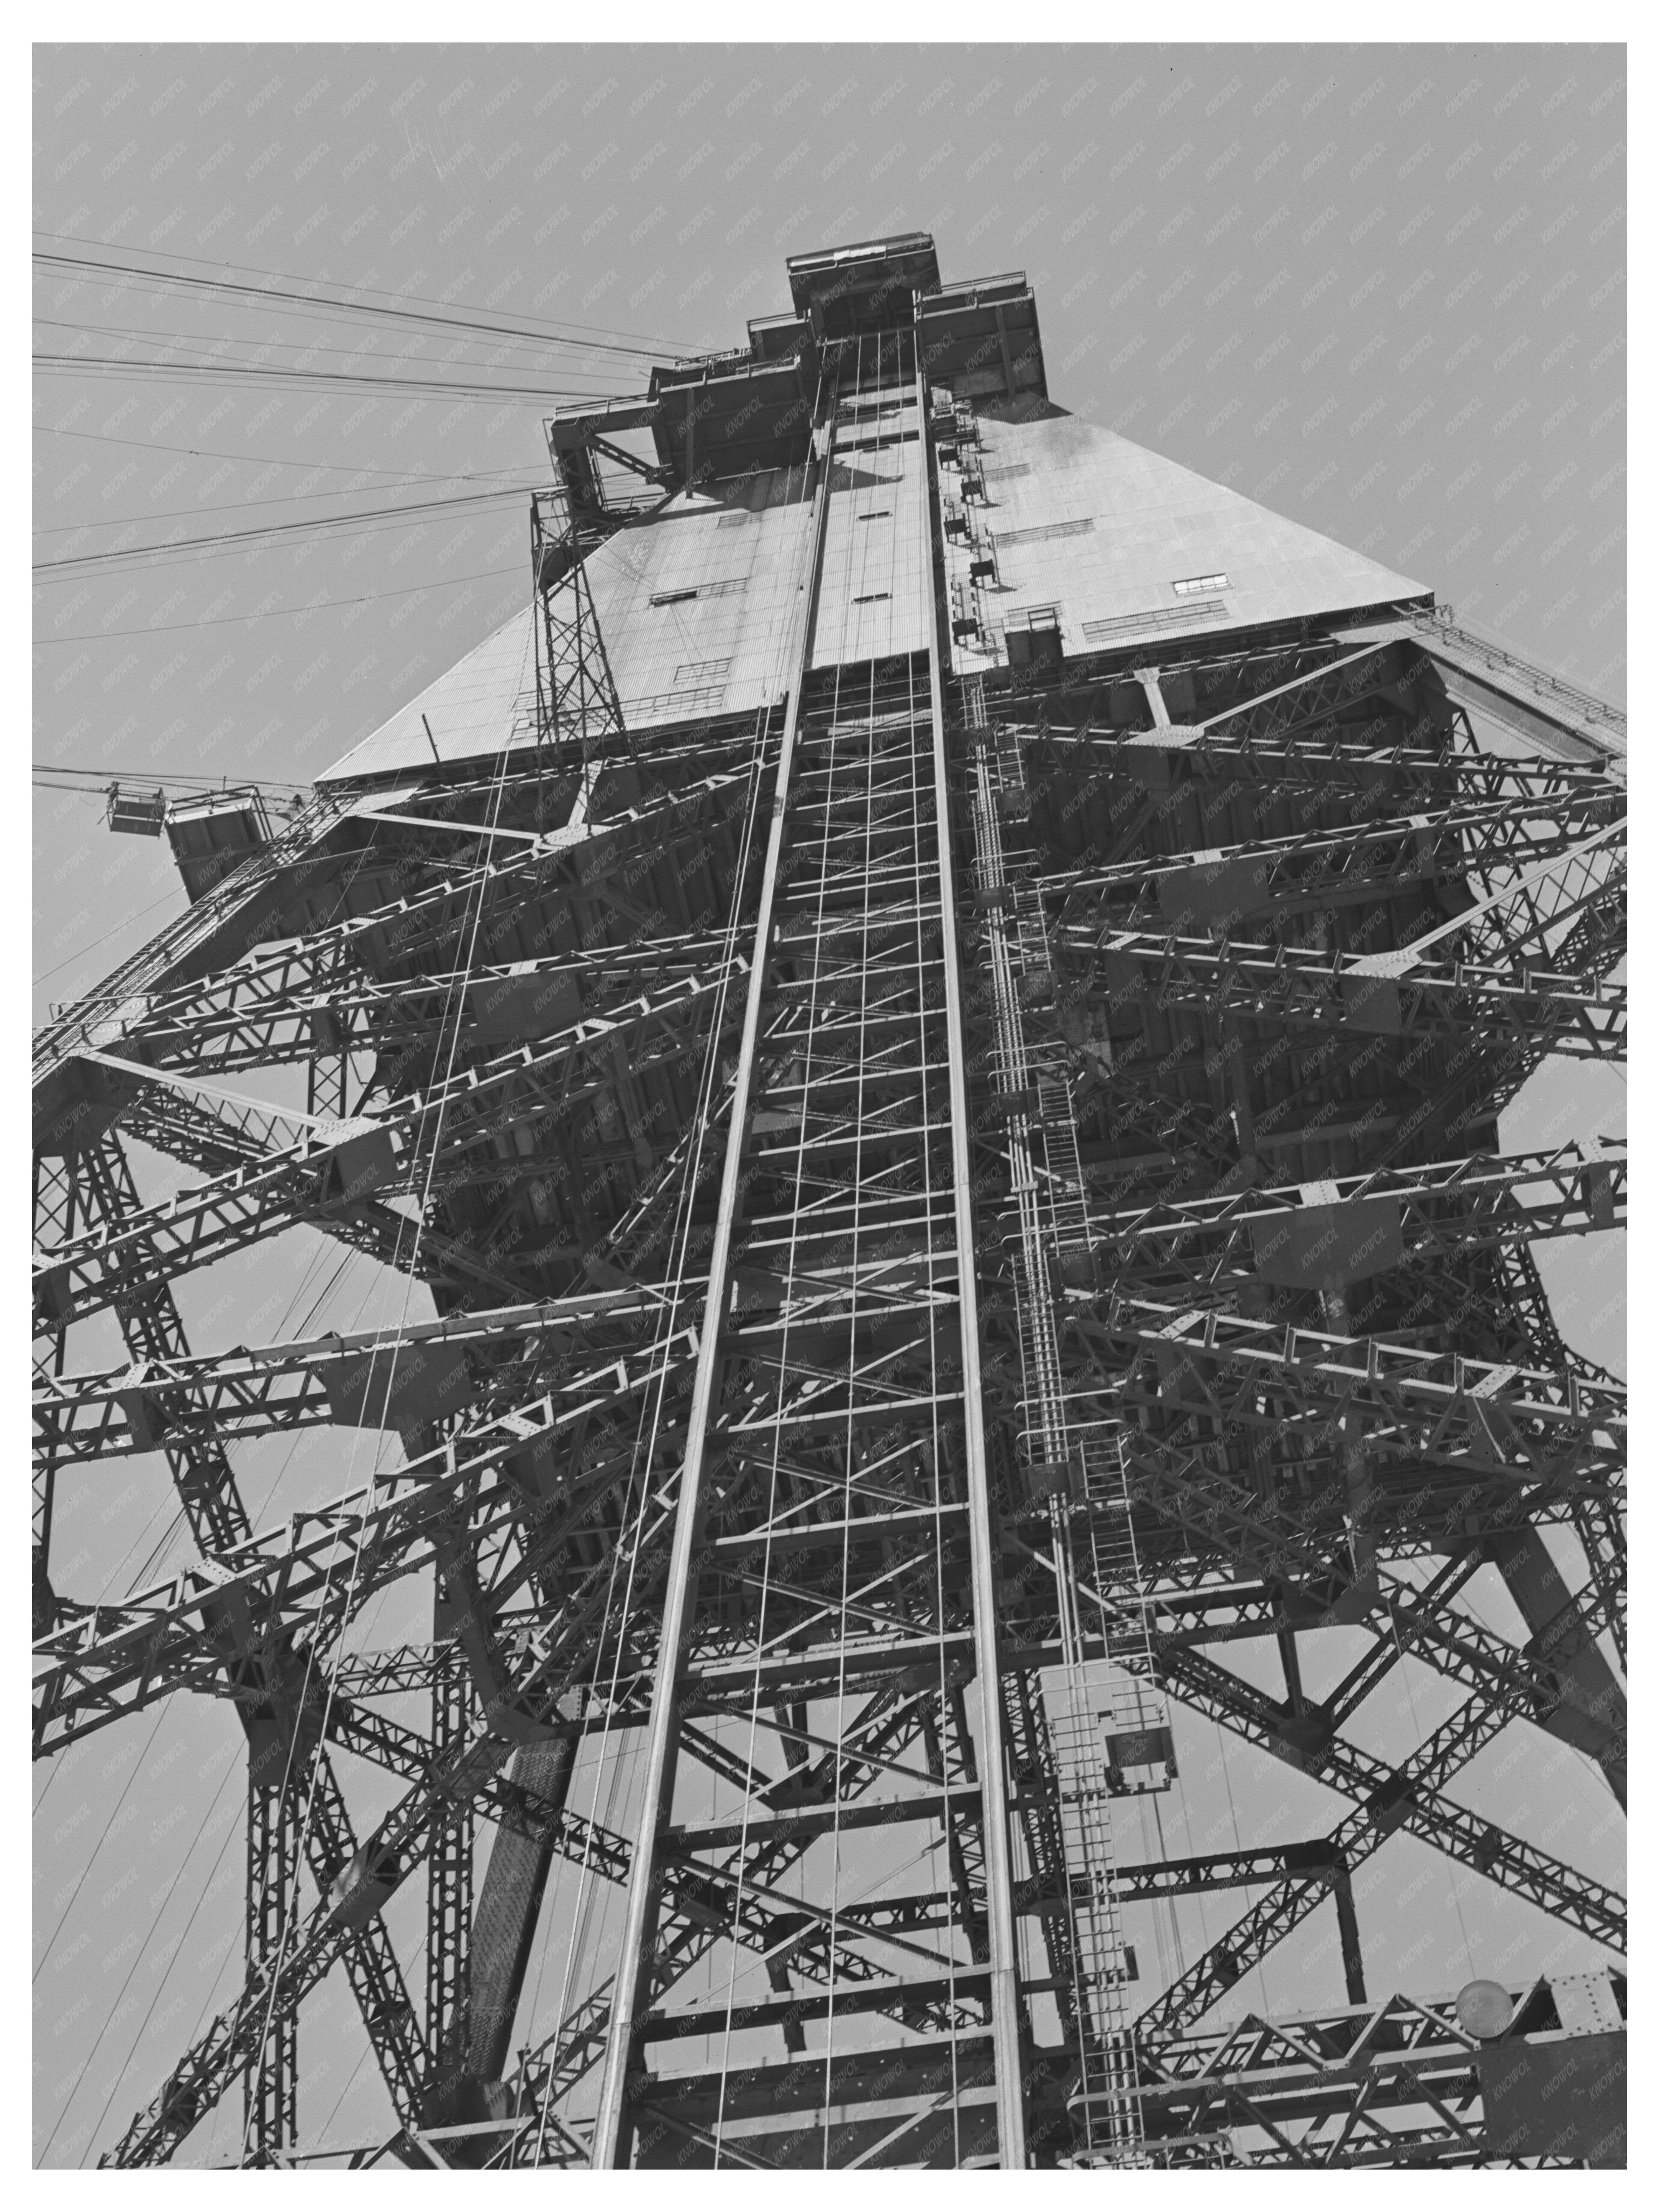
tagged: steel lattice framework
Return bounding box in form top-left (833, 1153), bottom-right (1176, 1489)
top-left (33, 234), bottom-right (1626, 2171)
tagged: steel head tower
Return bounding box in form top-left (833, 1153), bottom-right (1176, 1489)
top-left (34, 233), bottom-right (1626, 2169)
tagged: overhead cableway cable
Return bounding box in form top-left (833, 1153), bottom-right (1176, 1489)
top-left (33, 467), bottom-right (549, 538)
top-left (33, 350), bottom-right (622, 403)
top-left (33, 481), bottom-right (539, 576)
top-left (32, 315), bottom-right (643, 380)
top-left (33, 237), bottom-right (697, 361)
top-left (32, 562), bottom-right (524, 642)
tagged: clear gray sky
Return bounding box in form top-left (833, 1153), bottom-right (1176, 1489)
top-left (32, 41), bottom-right (1625, 2166)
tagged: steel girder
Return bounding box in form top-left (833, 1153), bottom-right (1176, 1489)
top-left (107, 1657), bottom-right (980, 2165)
top-left (1129, 1979), bottom-right (1625, 2166)
top-left (34, 287), bottom-right (1627, 2180)
top-left (244, 1769), bottom-right (301, 2160)
top-left (292, 1543), bottom-right (1624, 2163)
top-left (33, 792), bottom-right (355, 1092)
top-left (587, 402), bottom-right (1028, 2164)
top-left (1036, 718), bottom-right (1619, 818)
top-left (1127, 1629), bottom-right (1626, 2045)
top-left (126, 930), bottom-right (736, 1078)
top-left (34, 1130), bottom-right (253, 1553)
top-left (531, 482), bottom-right (632, 777)
top-left (34, 963), bottom-right (740, 1325)
top-left (1006, 632), bottom-right (1433, 759)
top-left (32, 1286), bottom-right (695, 1467)
top-left (1184, 636), bottom-right (1451, 752)
top-left (1039, 1140), bottom-right (1625, 1294)
top-left (1004, 1428), bottom-right (1625, 1819)
top-left (112, 761), bottom-right (762, 1069)
top-left (1031, 749), bottom-right (1618, 900)
top-left (31, 1130), bottom-right (428, 2149)
top-left (45, 1212), bottom-right (1628, 2159)
top-left (1043, 788), bottom-right (1621, 928)
top-left (115, 1080), bottom-right (535, 1305)
top-left (39, 1221), bottom-right (1628, 2150)
top-left (484, 1982), bottom-right (1623, 2170)
top-left (1058, 929), bottom-right (1625, 1065)
top-left (30, 1346), bottom-right (692, 1756)
top-left (1570, 1499), bottom-right (1627, 1671)
top-left (425, 1614), bottom-right (475, 2095)
top-left (1062, 1293), bottom-right (1624, 1488)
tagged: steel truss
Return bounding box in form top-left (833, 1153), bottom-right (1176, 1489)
top-left (32, 270), bottom-right (1624, 2174)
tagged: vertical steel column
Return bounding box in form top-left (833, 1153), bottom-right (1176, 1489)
top-left (31, 1153), bottom-right (71, 1634)
top-left (460, 1740), bottom-right (575, 2084)
top-left (914, 360), bottom-right (1028, 2170)
top-left (425, 1581), bottom-right (474, 2089)
top-left (1333, 1867), bottom-right (1367, 2007)
top-left (589, 411), bottom-right (834, 2169)
top-left (244, 1773), bottom-right (300, 2160)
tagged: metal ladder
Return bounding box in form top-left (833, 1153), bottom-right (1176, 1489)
top-left (961, 679), bottom-right (1166, 2164)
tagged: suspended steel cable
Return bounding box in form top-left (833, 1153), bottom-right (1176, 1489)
top-left (84, 836), bottom-right (423, 1622)
top-left (41, 1738), bottom-right (244, 2165)
top-left (35, 418), bottom-right (542, 487)
top-left (33, 237), bottom-right (695, 360)
top-left (531, 687), bottom-right (783, 2168)
top-left (33, 349), bottom-right (625, 405)
top-left (33, 231), bottom-right (1630, 2174)
top-left (34, 482), bottom-right (534, 576)
top-left (32, 311), bottom-right (604, 374)
top-left (32, 311), bottom-right (645, 377)
top-left (710, 453), bottom-right (851, 2166)
top-left (570, 453), bottom-right (845, 2159)
top-left (34, 763), bottom-right (307, 797)
top-left (32, 562), bottom-right (522, 643)
top-left (33, 1699), bottom-right (174, 1986)
top-left (239, 638), bottom-right (528, 2163)
top-left (33, 469), bottom-right (544, 538)
top-left (817, 644), bottom-right (862, 2168)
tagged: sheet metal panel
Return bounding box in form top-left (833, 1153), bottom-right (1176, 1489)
top-left (320, 467), bottom-right (816, 785)
top-left (1479, 2032), bottom-right (1625, 2166)
top-left (599, 467), bottom-right (815, 721)
top-left (943, 412), bottom-right (1429, 676)
top-left (1334, 618), bottom-right (1623, 766)
top-left (320, 603), bottom-right (538, 785)
top-left (809, 403), bottom-right (929, 672)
